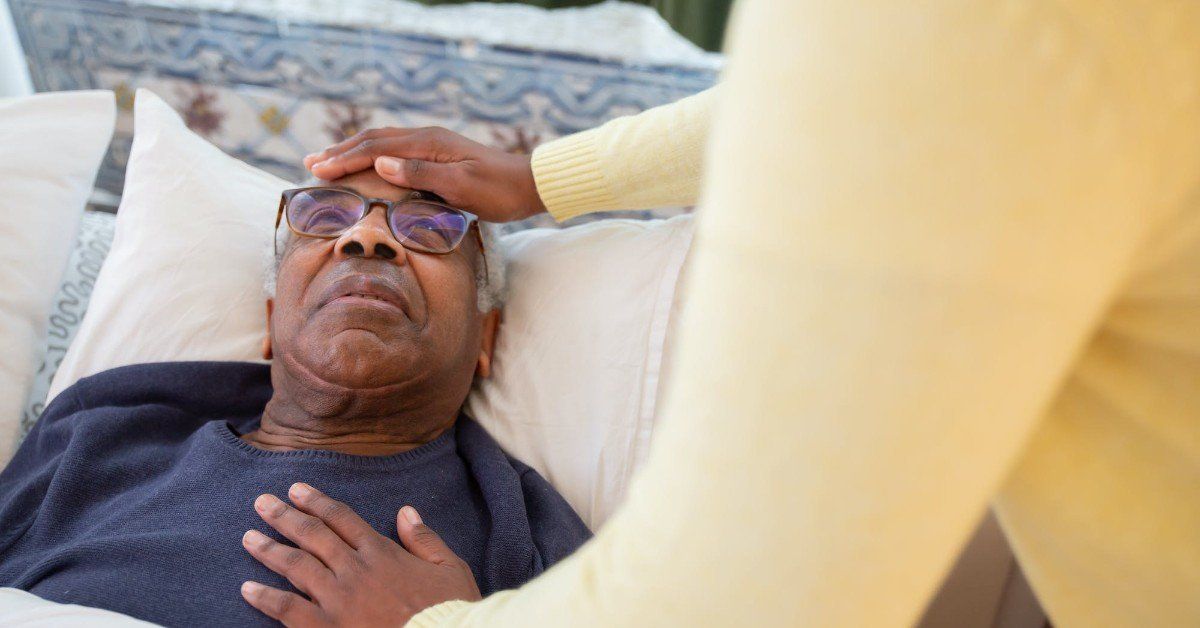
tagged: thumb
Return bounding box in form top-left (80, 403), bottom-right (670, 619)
top-left (375, 156), bottom-right (457, 195)
top-left (397, 506), bottom-right (457, 565)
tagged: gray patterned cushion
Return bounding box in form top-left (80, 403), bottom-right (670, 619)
top-left (20, 210), bottom-right (115, 439)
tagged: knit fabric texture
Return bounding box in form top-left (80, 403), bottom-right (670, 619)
top-left (0, 361), bottom-right (589, 627)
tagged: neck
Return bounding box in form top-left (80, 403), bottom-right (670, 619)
top-left (241, 358), bottom-right (460, 457)
top-left (243, 407), bottom-right (452, 456)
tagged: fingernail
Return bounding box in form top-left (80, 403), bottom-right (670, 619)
top-left (377, 156), bottom-right (401, 175)
top-left (401, 505), bottom-right (422, 525)
top-left (304, 152), bottom-right (320, 163)
top-left (243, 529), bottom-right (269, 547)
top-left (254, 493), bottom-right (279, 513)
top-left (290, 482), bottom-right (313, 501)
top-left (242, 581), bottom-right (264, 596)
top-left (312, 158), bottom-right (332, 171)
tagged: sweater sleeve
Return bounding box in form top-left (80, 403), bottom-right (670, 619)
top-left (411, 2), bottom-right (1200, 626)
top-left (530, 86), bottom-right (715, 221)
top-left (0, 388), bottom-right (84, 555)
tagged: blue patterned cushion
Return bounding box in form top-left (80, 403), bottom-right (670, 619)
top-left (9, 0), bottom-right (716, 231)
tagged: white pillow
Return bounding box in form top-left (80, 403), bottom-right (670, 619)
top-left (46, 90), bottom-right (290, 399)
top-left (0, 90), bottom-right (115, 463)
top-left (0, 588), bottom-right (155, 627)
top-left (466, 217), bottom-right (691, 528)
top-left (48, 89), bottom-right (693, 530)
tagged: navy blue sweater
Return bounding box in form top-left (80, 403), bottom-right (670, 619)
top-left (0, 362), bottom-right (590, 627)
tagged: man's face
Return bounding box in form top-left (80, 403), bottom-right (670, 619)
top-left (268, 170), bottom-right (490, 398)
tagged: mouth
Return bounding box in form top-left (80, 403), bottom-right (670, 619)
top-left (330, 293), bottom-right (401, 311)
top-left (339, 292), bottom-right (390, 302)
top-left (318, 275), bottom-right (411, 318)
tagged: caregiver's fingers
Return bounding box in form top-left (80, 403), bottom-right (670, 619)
top-left (285, 483), bottom-right (379, 550)
top-left (396, 506), bottom-right (460, 566)
top-left (308, 128), bottom-right (458, 179)
top-left (378, 143), bottom-right (544, 223)
top-left (241, 581), bottom-right (328, 627)
top-left (373, 156), bottom-right (463, 196)
top-left (253, 492), bottom-right (354, 570)
top-left (241, 529), bottom-right (336, 598)
top-left (303, 127), bottom-right (420, 170)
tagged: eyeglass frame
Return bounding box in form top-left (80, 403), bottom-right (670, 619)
top-left (274, 186), bottom-right (488, 277)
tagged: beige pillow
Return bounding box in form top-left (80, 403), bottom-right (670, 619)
top-left (46, 89), bottom-right (289, 401)
top-left (0, 90), bottom-right (115, 462)
top-left (466, 216), bottom-right (692, 528)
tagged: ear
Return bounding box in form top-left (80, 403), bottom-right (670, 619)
top-left (262, 299), bottom-right (274, 360)
top-left (474, 309), bottom-right (501, 379)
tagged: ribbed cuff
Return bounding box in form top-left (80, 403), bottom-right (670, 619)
top-left (531, 127), bottom-right (617, 222)
top-left (405, 600), bottom-right (474, 627)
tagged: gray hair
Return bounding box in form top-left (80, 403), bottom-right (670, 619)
top-left (264, 181), bottom-right (506, 313)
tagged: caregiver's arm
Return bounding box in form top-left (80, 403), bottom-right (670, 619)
top-left (407, 2), bottom-right (1196, 627)
top-left (528, 87), bottom-right (712, 220)
top-left (304, 88), bottom-right (715, 222)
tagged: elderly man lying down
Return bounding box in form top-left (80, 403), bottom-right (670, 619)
top-left (0, 170), bottom-right (590, 626)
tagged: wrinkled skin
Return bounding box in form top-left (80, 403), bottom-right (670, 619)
top-left (245, 168), bottom-right (499, 455)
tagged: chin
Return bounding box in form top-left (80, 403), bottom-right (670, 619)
top-left (296, 329), bottom-right (419, 390)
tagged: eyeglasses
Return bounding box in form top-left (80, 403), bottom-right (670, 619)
top-left (275, 187), bottom-right (485, 270)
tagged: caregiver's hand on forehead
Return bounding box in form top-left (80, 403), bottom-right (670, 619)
top-left (305, 127), bottom-right (546, 223)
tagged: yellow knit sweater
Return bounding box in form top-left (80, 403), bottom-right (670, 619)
top-left (413, 2), bottom-right (1200, 626)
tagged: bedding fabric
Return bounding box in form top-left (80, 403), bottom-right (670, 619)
top-left (1, 361), bottom-right (589, 627)
top-left (0, 90), bottom-right (115, 464)
top-left (0, 588), bottom-right (155, 627)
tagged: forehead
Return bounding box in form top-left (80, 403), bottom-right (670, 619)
top-left (327, 169), bottom-right (414, 201)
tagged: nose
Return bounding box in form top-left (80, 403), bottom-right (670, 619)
top-left (334, 204), bottom-right (404, 262)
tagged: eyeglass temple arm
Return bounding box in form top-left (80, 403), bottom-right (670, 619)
top-left (473, 222), bottom-right (489, 281)
top-left (273, 194), bottom-right (290, 255)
